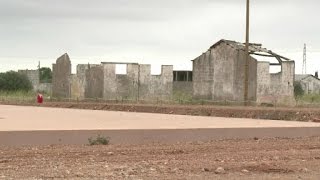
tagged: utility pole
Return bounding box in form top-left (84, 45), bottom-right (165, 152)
top-left (302, 43), bottom-right (307, 74)
top-left (244, 0), bottom-right (250, 105)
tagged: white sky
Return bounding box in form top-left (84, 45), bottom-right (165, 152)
top-left (0, 0), bottom-right (319, 75)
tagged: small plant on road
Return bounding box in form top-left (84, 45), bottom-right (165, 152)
top-left (88, 134), bottom-right (110, 145)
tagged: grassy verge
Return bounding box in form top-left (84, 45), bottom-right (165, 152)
top-left (0, 91), bottom-right (36, 103)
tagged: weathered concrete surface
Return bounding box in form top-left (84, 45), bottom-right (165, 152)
top-left (192, 40), bottom-right (295, 105)
top-left (295, 74), bottom-right (320, 94)
top-left (192, 41), bottom-right (257, 101)
top-left (103, 63), bottom-right (139, 100)
top-left (18, 70), bottom-right (40, 90)
top-left (139, 65), bottom-right (173, 100)
top-left (37, 83), bottom-right (52, 94)
top-left (173, 81), bottom-right (193, 98)
top-left (85, 65), bottom-right (104, 98)
top-left (257, 61), bottom-right (295, 105)
top-left (1, 105), bottom-right (320, 145)
top-left (52, 54), bottom-right (71, 98)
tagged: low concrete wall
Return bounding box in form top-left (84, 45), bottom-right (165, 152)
top-left (173, 81), bottom-right (193, 98)
top-left (139, 65), bottom-right (173, 100)
top-left (18, 69), bottom-right (40, 90)
top-left (37, 83), bottom-right (52, 94)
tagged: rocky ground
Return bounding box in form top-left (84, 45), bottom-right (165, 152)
top-left (1, 137), bottom-right (320, 179)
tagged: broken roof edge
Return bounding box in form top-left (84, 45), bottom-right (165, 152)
top-left (208, 39), bottom-right (294, 62)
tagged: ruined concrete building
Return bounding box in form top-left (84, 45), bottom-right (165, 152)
top-left (192, 39), bottom-right (295, 105)
top-left (52, 54), bottom-right (174, 101)
top-left (21, 39), bottom-right (296, 105)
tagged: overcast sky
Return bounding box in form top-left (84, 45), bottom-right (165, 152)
top-left (0, 0), bottom-right (319, 74)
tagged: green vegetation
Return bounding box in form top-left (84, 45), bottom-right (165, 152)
top-left (88, 135), bottom-right (110, 145)
top-left (294, 82), bottom-right (304, 98)
top-left (0, 71), bottom-right (32, 91)
top-left (0, 90), bottom-right (35, 102)
top-left (297, 94), bottom-right (320, 103)
top-left (39, 67), bottom-right (52, 83)
top-left (173, 91), bottom-right (193, 104)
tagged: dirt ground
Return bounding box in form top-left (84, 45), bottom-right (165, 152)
top-left (0, 137), bottom-right (320, 179)
top-left (3, 101), bottom-right (320, 122)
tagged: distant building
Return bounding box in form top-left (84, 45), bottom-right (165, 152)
top-left (295, 74), bottom-right (320, 94)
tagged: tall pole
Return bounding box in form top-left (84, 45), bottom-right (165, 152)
top-left (244, 0), bottom-right (250, 105)
top-left (303, 43), bottom-right (306, 74)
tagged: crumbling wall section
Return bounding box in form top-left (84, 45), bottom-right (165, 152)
top-left (192, 42), bottom-right (257, 102)
top-left (139, 65), bottom-right (173, 100)
top-left (256, 61), bottom-right (295, 106)
top-left (52, 54), bottom-right (71, 98)
top-left (192, 51), bottom-right (213, 99)
top-left (103, 63), bottom-right (139, 100)
top-left (85, 65), bottom-right (104, 98)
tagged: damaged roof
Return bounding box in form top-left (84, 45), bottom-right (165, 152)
top-left (209, 39), bottom-right (293, 63)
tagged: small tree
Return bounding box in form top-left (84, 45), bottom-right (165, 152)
top-left (0, 71), bottom-right (33, 91)
top-left (39, 67), bottom-right (52, 83)
top-left (294, 82), bottom-right (304, 98)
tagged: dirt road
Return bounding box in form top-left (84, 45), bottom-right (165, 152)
top-left (1, 137), bottom-right (320, 179)
top-left (3, 101), bottom-right (320, 122)
top-left (1, 105), bottom-right (320, 146)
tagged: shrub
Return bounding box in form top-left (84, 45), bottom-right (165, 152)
top-left (39, 67), bottom-right (52, 83)
top-left (294, 82), bottom-right (304, 98)
top-left (0, 71), bottom-right (32, 91)
top-left (88, 135), bottom-right (110, 145)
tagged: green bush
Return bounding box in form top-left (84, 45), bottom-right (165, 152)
top-left (39, 67), bottom-right (52, 83)
top-left (88, 135), bottom-right (110, 145)
top-left (0, 71), bottom-right (33, 91)
top-left (294, 82), bottom-right (304, 98)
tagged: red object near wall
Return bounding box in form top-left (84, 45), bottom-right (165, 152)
top-left (37, 94), bottom-right (43, 104)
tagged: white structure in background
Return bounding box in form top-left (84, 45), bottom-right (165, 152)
top-left (295, 74), bottom-right (320, 94)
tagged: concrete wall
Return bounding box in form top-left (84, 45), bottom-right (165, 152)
top-left (103, 63), bottom-right (139, 100)
top-left (18, 70), bottom-right (40, 90)
top-left (37, 83), bottom-right (52, 94)
top-left (192, 52), bottom-right (213, 99)
top-left (85, 66), bottom-right (104, 98)
top-left (139, 65), bottom-right (173, 100)
top-left (18, 69), bottom-right (53, 94)
top-left (256, 61), bottom-right (295, 105)
top-left (299, 76), bottom-right (320, 94)
top-left (173, 81), bottom-right (193, 97)
top-left (70, 74), bottom-right (82, 100)
top-left (52, 54), bottom-right (71, 98)
top-left (192, 41), bottom-right (257, 101)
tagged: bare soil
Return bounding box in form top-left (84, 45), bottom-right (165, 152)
top-left (3, 101), bottom-right (320, 122)
top-left (1, 137), bottom-right (320, 179)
